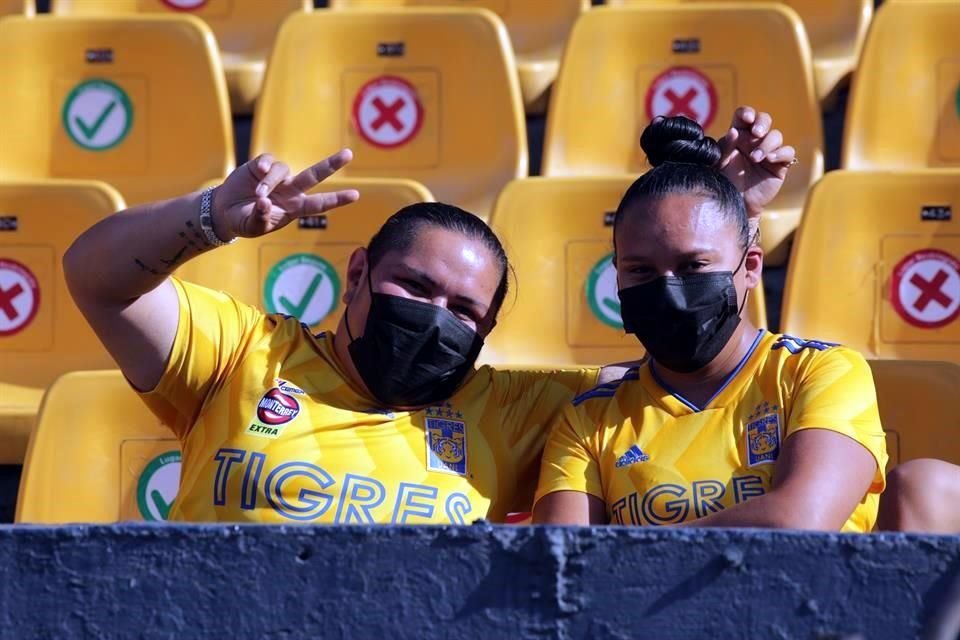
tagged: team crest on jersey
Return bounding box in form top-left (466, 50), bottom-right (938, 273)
top-left (746, 402), bottom-right (781, 467)
top-left (246, 387), bottom-right (301, 439)
top-left (425, 403), bottom-right (467, 475)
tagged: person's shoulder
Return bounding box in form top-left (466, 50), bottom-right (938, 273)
top-left (570, 366), bottom-right (641, 409)
top-left (766, 333), bottom-right (869, 374)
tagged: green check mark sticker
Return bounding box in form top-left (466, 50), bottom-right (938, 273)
top-left (137, 451), bottom-right (181, 522)
top-left (62, 79), bottom-right (133, 151)
top-left (264, 253), bottom-right (341, 327)
top-left (586, 253), bottom-right (624, 329)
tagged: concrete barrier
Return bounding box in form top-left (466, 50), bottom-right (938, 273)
top-left (1, 524), bottom-right (958, 638)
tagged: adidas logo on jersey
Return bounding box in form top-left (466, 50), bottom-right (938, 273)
top-left (616, 444), bottom-right (650, 468)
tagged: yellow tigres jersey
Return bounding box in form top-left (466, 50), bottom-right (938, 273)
top-left (139, 279), bottom-right (599, 525)
top-left (536, 330), bottom-right (888, 532)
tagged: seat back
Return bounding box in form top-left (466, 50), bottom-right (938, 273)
top-left (16, 370), bottom-right (180, 523)
top-left (0, 180), bottom-right (125, 390)
top-left (782, 170), bottom-right (960, 360)
top-left (869, 359), bottom-right (960, 469)
top-left (0, 15), bottom-right (234, 205)
top-left (541, 4), bottom-right (822, 263)
top-left (251, 8), bottom-right (526, 218)
top-left (180, 178), bottom-right (433, 333)
top-left (481, 177), bottom-right (767, 367)
top-left (843, 0), bottom-right (960, 169)
top-left (607, 0), bottom-right (872, 102)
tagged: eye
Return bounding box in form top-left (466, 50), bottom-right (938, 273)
top-left (400, 277), bottom-right (428, 295)
top-left (679, 260), bottom-right (709, 273)
top-left (449, 305), bottom-right (479, 325)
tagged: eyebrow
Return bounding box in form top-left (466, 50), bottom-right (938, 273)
top-left (620, 248), bottom-right (722, 262)
top-left (396, 264), bottom-right (488, 315)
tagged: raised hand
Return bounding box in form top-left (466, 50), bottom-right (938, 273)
top-left (212, 149), bottom-right (360, 241)
top-left (718, 107), bottom-right (796, 219)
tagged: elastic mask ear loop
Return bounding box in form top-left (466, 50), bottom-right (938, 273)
top-left (345, 265), bottom-right (375, 343)
top-left (733, 230), bottom-right (760, 316)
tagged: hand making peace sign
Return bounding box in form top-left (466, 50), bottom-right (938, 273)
top-left (211, 149), bottom-right (361, 241)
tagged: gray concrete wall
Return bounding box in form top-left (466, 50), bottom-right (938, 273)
top-left (2, 525), bottom-right (958, 639)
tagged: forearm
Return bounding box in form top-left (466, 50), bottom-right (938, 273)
top-left (675, 492), bottom-right (832, 531)
top-left (64, 190), bottom-right (220, 305)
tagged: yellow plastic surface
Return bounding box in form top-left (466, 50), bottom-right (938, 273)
top-left (0, 383), bottom-right (43, 465)
top-left (541, 4), bottom-right (823, 266)
top-left (782, 170), bottom-right (960, 361)
top-left (181, 177), bottom-right (433, 333)
top-left (869, 359), bottom-right (960, 468)
top-left (16, 370), bottom-right (179, 523)
top-left (51, 0), bottom-right (312, 114)
top-left (0, 15), bottom-right (234, 205)
top-left (481, 176), bottom-right (767, 367)
top-left (329, 0), bottom-right (587, 113)
top-left (843, 1), bottom-right (960, 170)
top-left (251, 8), bottom-right (527, 220)
top-left (0, 180), bottom-right (125, 392)
top-left (609, 0), bottom-right (872, 104)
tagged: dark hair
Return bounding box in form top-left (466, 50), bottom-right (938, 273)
top-left (614, 116), bottom-right (749, 249)
top-left (366, 202), bottom-right (511, 316)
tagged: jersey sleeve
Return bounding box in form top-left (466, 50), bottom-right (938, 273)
top-left (786, 347), bottom-right (888, 493)
top-left (494, 368), bottom-right (600, 512)
top-left (533, 401), bottom-right (605, 505)
top-left (136, 278), bottom-right (273, 439)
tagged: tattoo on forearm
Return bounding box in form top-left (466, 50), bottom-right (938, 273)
top-left (132, 218), bottom-right (215, 275)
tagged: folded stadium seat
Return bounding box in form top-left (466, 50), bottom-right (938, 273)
top-left (0, 180), bottom-right (125, 463)
top-left (328, 0), bottom-right (588, 114)
top-left (1, 0), bottom-right (32, 15)
top-left (50, 0), bottom-right (311, 115)
top-left (843, 1), bottom-right (960, 170)
top-left (180, 177), bottom-right (433, 332)
top-left (782, 170), bottom-right (960, 361)
top-left (869, 360), bottom-right (960, 470)
top-left (0, 15), bottom-right (234, 206)
top-left (17, 370), bottom-right (180, 523)
top-left (251, 8), bottom-right (526, 220)
top-left (607, 0), bottom-right (872, 106)
top-left (541, 4), bottom-right (823, 267)
top-left (479, 177), bottom-right (767, 367)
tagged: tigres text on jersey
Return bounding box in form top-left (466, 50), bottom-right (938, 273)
top-left (535, 330), bottom-right (888, 532)
top-left (138, 279), bottom-right (599, 524)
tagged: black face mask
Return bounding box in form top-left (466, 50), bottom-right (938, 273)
top-left (346, 274), bottom-right (484, 407)
top-left (618, 251), bottom-right (748, 374)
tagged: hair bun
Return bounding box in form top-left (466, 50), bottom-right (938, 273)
top-left (640, 115), bottom-right (722, 168)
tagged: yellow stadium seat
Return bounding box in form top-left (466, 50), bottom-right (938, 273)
top-left (782, 170), bottom-right (960, 361)
top-left (251, 8), bottom-right (527, 219)
top-left (1, 0), bottom-right (33, 15)
top-left (607, 0), bottom-right (872, 105)
top-left (480, 177), bottom-right (767, 367)
top-left (181, 178), bottom-right (433, 333)
top-left (843, 1), bottom-right (960, 170)
top-left (541, 4), bottom-right (822, 267)
top-left (869, 360), bottom-right (960, 469)
top-left (328, 0), bottom-right (588, 114)
top-left (0, 15), bottom-right (234, 206)
top-left (17, 370), bottom-right (180, 523)
top-left (0, 180), bottom-right (126, 464)
top-left (50, 0), bottom-right (311, 114)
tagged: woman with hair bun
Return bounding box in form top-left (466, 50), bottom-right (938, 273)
top-left (534, 114), bottom-right (888, 531)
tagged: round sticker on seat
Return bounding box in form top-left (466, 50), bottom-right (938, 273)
top-left (645, 66), bottom-right (718, 130)
top-left (263, 253), bottom-right (341, 326)
top-left (62, 79), bottom-right (134, 151)
top-left (0, 258), bottom-right (40, 337)
top-left (161, 0), bottom-right (208, 9)
top-left (352, 75), bottom-right (424, 149)
top-left (890, 249), bottom-right (960, 329)
top-left (586, 253), bottom-right (622, 329)
top-left (137, 451), bottom-right (181, 521)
